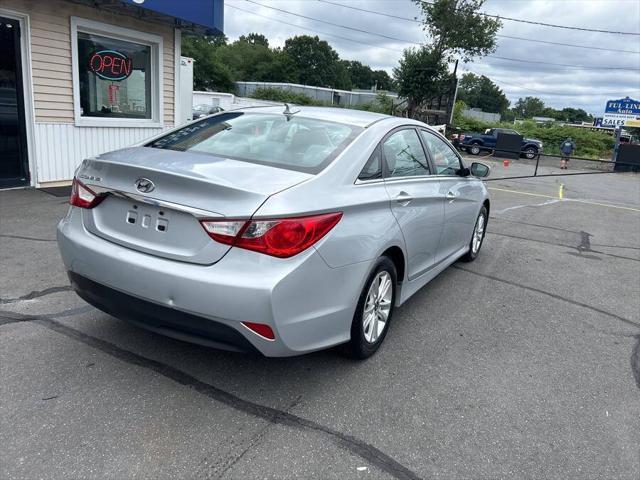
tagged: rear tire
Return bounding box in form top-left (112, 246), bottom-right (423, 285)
top-left (461, 206), bottom-right (488, 262)
top-left (469, 144), bottom-right (481, 155)
top-left (343, 256), bottom-right (397, 359)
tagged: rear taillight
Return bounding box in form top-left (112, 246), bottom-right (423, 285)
top-left (69, 178), bottom-right (104, 209)
top-left (200, 212), bottom-right (342, 258)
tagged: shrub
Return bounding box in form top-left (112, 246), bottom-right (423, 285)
top-left (249, 87), bottom-right (323, 106)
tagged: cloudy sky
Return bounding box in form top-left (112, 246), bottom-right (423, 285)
top-left (223, 0), bottom-right (640, 114)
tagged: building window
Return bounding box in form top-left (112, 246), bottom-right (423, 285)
top-left (77, 32), bottom-right (151, 119)
top-left (71, 17), bottom-right (163, 127)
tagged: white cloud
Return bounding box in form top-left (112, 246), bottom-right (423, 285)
top-left (223, 0), bottom-right (640, 114)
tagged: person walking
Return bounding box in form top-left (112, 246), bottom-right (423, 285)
top-left (560, 137), bottom-right (576, 169)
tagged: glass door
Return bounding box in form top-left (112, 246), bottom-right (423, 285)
top-left (0, 17), bottom-right (29, 188)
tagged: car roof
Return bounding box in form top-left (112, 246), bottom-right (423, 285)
top-left (228, 105), bottom-right (392, 128)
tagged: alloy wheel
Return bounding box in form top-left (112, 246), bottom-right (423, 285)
top-left (362, 271), bottom-right (392, 343)
top-left (472, 213), bottom-right (486, 254)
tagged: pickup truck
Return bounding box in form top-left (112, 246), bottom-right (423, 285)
top-left (460, 128), bottom-right (543, 159)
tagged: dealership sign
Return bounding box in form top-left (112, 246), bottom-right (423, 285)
top-left (605, 97), bottom-right (640, 115)
top-left (89, 50), bottom-right (133, 81)
top-left (602, 96), bottom-right (640, 127)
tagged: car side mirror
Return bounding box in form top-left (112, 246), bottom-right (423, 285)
top-left (470, 162), bottom-right (490, 178)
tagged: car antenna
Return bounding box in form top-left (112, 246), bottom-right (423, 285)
top-left (283, 103), bottom-right (300, 121)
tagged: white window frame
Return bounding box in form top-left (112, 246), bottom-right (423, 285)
top-left (70, 17), bottom-right (164, 128)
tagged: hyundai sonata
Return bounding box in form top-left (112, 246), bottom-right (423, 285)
top-left (57, 106), bottom-right (490, 358)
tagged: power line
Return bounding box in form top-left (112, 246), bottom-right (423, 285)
top-left (415, 0), bottom-right (640, 36)
top-left (486, 54), bottom-right (639, 71)
top-left (317, 0), bottom-right (640, 54)
top-left (471, 73), bottom-right (639, 97)
top-left (226, 3), bottom-right (636, 96)
top-left (235, 0), bottom-right (640, 71)
top-left (317, 0), bottom-right (422, 23)
top-left (228, 3), bottom-right (639, 99)
top-left (226, 4), bottom-right (404, 54)
top-left (496, 34), bottom-right (640, 55)
top-left (238, 0), bottom-right (419, 44)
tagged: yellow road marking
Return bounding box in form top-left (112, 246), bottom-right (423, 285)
top-left (488, 187), bottom-right (556, 199)
top-left (558, 183), bottom-right (564, 200)
top-left (488, 187), bottom-right (640, 212)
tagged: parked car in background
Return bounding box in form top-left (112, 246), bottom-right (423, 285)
top-left (57, 107), bottom-right (490, 359)
top-left (460, 128), bottom-right (543, 159)
top-left (192, 104), bottom-right (224, 120)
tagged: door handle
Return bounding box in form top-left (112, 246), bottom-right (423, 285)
top-left (395, 192), bottom-right (413, 206)
top-left (446, 191), bottom-right (457, 201)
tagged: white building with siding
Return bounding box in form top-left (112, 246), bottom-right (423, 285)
top-left (0, 0), bottom-right (223, 188)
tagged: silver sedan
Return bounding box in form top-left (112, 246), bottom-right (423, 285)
top-left (57, 106), bottom-right (490, 358)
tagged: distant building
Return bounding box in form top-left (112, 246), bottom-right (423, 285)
top-left (531, 116), bottom-right (556, 124)
top-left (235, 81), bottom-right (398, 107)
top-left (462, 108), bottom-right (501, 123)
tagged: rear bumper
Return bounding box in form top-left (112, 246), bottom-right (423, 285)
top-left (57, 207), bottom-right (371, 356)
top-left (68, 271), bottom-right (261, 354)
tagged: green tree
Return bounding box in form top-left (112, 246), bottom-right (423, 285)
top-left (393, 46), bottom-right (450, 117)
top-left (372, 70), bottom-right (394, 91)
top-left (254, 49), bottom-right (299, 83)
top-left (217, 39), bottom-right (275, 82)
top-left (345, 60), bottom-right (374, 89)
top-left (413, 0), bottom-right (501, 61)
top-left (283, 35), bottom-right (341, 87)
top-left (457, 73), bottom-right (509, 115)
top-left (452, 99), bottom-right (468, 124)
top-left (513, 96), bottom-right (546, 119)
top-left (397, 0), bottom-right (501, 118)
top-left (181, 34), bottom-right (234, 91)
top-left (238, 33), bottom-right (269, 48)
top-left (334, 60), bottom-right (353, 90)
top-left (558, 107), bottom-right (592, 123)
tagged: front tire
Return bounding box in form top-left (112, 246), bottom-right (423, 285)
top-left (461, 206), bottom-right (488, 262)
top-left (523, 147), bottom-right (538, 159)
top-left (344, 256), bottom-right (397, 359)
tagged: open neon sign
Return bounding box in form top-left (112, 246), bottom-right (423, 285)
top-left (88, 50), bottom-right (132, 81)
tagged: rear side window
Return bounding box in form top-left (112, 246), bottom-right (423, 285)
top-left (147, 112), bottom-right (362, 174)
top-left (358, 146), bottom-right (382, 181)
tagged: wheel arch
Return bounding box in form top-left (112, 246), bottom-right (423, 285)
top-left (380, 245), bottom-right (406, 284)
top-left (483, 198), bottom-right (490, 216)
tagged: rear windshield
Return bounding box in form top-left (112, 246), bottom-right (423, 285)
top-left (147, 112), bottom-right (363, 174)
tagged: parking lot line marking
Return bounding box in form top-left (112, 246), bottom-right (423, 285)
top-left (488, 187), bottom-right (640, 212)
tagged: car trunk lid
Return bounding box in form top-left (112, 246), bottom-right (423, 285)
top-left (77, 147), bottom-right (312, 265)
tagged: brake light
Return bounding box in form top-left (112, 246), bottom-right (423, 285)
top-left (200, 212), bottom-right (342, 258)
top-left (70, 178), bottom-right (104, 209)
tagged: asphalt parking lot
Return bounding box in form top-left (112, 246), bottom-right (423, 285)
top-left (1, 169), bottom-right (639, 479)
